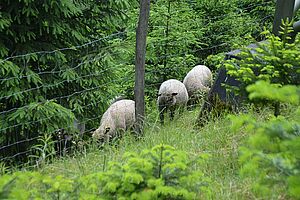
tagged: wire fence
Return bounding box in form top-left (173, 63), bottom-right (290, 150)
top-left (0, 1), bottom-right (276, 169)
top-left (0, 32), bottom-right (127, 64)
top-left (0, 30), bottom-right (132, 166)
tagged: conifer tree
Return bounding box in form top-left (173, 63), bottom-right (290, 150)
top-left (0, 0), bottom-right (130, 163)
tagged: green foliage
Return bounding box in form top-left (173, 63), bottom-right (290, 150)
top-left (225, 20), bottom-right (300, 113)
top-left (80, 144), bottom-right (211, 199)
top-left (145, 0), bottom-right (202, 83)
top-left (116, 0), bottom-right (271, 99)
top-left (0, 172), bottom-right (75, 200)
top-left (191, 0), bottom-right (260, 58)
top-left (0, 0), bottom-right (131, 164)
top-left (204, 53), bottom-right (226, 71)
top-left (237, 0), bottom-right (275, 38)
top-left (5, 101), bottom-right (75, 134)
top-left (29, 133), bottom-right (57, 168)
top-left (229, 81), bottom-right (300, 199)
top-left (247, 81), bottom-right (300, 105)
top-left (0, 145), bottom-right (211, 199)
top-left (225, 20), bottom-right (300, 87)
top-left (116, 0), bottom-right (203, 99)
top-left (182, 0), bottom-right (275, 72)
top-left (0, 163), bottom-right (8, 175)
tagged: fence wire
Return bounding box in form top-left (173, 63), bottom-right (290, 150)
top-left (0, 31), bottom-right (127, 64)
top-left (0, 1), bottom-right (276, 169)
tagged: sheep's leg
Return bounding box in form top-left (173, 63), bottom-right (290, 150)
top-left (159, 106), bottom-right (165, 124)
top-left (169, 107), bottom-right (175, 121)
top-left (187, 99), bottom-right (193, 110)
top-left (115, 128), bottom-right (125, 139)
top-left (187, 96), bottom-right (197, 110)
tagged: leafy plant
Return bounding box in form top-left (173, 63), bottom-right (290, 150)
top-left (225, 20), bottom-right (300, 115)
top-left (117, 0), bottom-right (268, 100)
top-left (0, 145), bottom-right (211, 199)
top-left (191, 0), bottom-right (260, 58)
top-left (0, 162), bottom-right (8, 175)
top-left (237, 0), bottom-right (275, 39)
top-left (29, 133), bottom-right (56, 168)
top-left (229, 81), bottom-right (300, 199)
top-left (79, 144), bottom-right (211, 199)
top-left (0, 0), bottom-right (131, 164)
top-left (116, 0), bottom-right (204, 100)
top-left (247, 81), bottom-right (300, 105)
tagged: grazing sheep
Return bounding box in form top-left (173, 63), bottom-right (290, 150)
top-left (92, 100), bottom-right (135, 141)
top-left (109, 95), bottom-right (126, 105)
top-left (157, 79), bottom-right (189, 124)
top-left (183, 65), bottom-right (212, 106)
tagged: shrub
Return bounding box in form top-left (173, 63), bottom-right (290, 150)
top-left (0, 145), bottom-right (211, 199)
top-left (0, 0), bottom-right (131, 164)
top-left (225, 20), bottom-right (300, 115)
top-left (229, 81), bottom-right (300, 199)
top-left (226, 20), bottom-right (300, 88)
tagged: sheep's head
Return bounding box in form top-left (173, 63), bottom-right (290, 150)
top-left (92, 124), bottom-right (113, 142)
top-left (158, 92), bottom-right (178, 108)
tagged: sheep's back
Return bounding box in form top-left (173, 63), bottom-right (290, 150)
top-left (158, 79), bottom-right (188, 106)
top-left (108, 100), bottom-right (135, 129)
top-left (183, 65), bottom-right (212, 95)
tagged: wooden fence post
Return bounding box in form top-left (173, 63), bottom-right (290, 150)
top-left (272, 0), bottom-right (296, 116)
top-left (272, 0), bottom-right (295, 36)
top-left (294, 0), bottom-right (300, 13)
top-left (293, 0), bottom-right (300, 32)
top-left (134, 0), bottom-right (151, 135)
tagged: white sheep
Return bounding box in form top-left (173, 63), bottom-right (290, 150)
top-left (183, 65), bottom-right (212, 106)
top-left (157, 79), bottom-right (189, 124)
top-left (92, 99), bottom-right (135, 141)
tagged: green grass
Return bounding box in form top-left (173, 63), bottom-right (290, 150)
top-left (37, 107), bottom-right (276, 199)
top-left (30, 104), bottom-right (294, 199)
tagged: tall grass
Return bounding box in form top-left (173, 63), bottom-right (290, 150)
top-left (37, 105), bottom-right (278, 199)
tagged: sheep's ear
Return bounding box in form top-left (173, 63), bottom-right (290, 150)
top-left (158, 93), bottom-right (162, 97)
top-left (172, 92), bottom-right (178, 96)
top-left (105, 127), bottom-right (110, 133)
